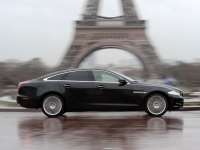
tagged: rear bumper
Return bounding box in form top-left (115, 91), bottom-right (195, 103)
top-left (17, 94), bottom-right (38, 108)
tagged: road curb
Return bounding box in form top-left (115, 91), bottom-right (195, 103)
top-left (0, 106), bottom-right (200, 112)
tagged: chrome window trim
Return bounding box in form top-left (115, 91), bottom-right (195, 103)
top-left (43, 80), bottom-right (130, 84)
top-left (43, 69), bottom-right (130, 84)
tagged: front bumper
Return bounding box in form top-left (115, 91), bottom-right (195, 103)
top-left (169, 95), bottom-right (184, 110)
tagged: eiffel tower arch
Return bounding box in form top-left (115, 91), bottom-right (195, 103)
top-left (61, 0), bottom-right (161, 76)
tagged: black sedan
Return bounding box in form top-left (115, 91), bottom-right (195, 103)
top-left (17, 69), bottom-right (184, 117)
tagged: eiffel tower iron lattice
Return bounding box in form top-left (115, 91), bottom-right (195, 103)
top-left (60, 0), bottom-right (161, 75)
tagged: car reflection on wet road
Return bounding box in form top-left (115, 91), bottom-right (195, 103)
top-left (0, 111), bottom-right (200, 150)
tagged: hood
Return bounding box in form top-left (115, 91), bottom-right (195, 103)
top-left (135, 82), bottom-right (182, 93)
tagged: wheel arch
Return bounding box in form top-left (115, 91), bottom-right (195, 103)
top-left (141, 91), bottom-right (171, 111)
top-left (39, 91), bottom-right (66, 111)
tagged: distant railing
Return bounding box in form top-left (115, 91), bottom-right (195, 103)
top-left (76, 20), bottom-right (145, 27)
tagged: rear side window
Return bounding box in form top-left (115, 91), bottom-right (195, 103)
top-left (63, 71), bottom-right (89, 81)
top-left (47, 74), bottom-right (65, 80)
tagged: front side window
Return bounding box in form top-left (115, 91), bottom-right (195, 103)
top-left (92, 71), bottom-right (120, 82)
top-left (63, 71), bottom-right (89, 81)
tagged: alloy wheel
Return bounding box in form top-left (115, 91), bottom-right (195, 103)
top-left (42, 95), bottom-right (63, 117)
top-left (146, 94), bottom-right (168, 117)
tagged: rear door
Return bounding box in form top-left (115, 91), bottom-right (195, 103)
top-left (58, 70), bottom-right (94, 108)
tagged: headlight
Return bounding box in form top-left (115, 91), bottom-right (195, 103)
top-left (168, 91), bottom-right (180, 96)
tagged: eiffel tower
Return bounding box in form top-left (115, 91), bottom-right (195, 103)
top-left (61, 0), bottom-right (161, 75)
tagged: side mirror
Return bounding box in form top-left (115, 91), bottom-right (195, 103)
top-left (118, 78), bottom-right (127, 84)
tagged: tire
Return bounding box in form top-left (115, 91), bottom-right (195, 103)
top-left (41, 94), bottom-right (64, 117)
top-left (145, 94), bottom-right (168, 117)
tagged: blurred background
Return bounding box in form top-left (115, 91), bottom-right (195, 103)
top-left (1, 0), bottom-right (200, 107)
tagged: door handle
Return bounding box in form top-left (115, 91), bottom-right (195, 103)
top-left (97, 85), bottom-right (104, 89)
top-left (64, 84), bottom-right (71, 88)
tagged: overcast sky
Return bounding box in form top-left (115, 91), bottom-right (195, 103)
top-left (1, 0), bottom-right (200, 67)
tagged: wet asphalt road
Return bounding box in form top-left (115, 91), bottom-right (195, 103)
top-left (0, 111), bottom-right (200, 150)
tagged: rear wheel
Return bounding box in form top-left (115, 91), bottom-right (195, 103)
top-left (42, 94), bottom-right (64, 117)
top-left (145, 94), bottom-right (168, 117)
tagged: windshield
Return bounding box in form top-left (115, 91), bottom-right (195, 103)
top-left (113, 71), bottom-right (135, 82)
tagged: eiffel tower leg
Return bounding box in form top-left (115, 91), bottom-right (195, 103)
top-left (60, 42), bottom-right (84, 69)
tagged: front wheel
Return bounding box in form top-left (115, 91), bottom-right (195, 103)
top-left (42, 95), bottom-right (64, 117)
top-left (145, 94), bottom-right (168, 117)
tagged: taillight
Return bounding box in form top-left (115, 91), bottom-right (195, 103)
top-left (18, 81), bottom-right (29, 92)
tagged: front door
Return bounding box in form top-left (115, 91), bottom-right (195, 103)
top-left (58, 70), bottom-right (94, 108)
top-left (91, 70), bottom-right (134, 109)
